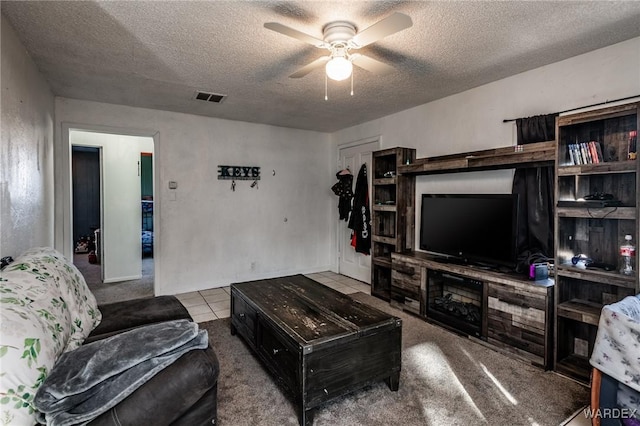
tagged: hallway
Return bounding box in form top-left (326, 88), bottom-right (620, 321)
top-left (74, 253), bottom-right (154, 304)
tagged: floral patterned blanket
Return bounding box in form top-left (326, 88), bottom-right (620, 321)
top-left (0, 247), bottom-right (102, 425)
top-left (590, 294), bottom-right (640, 417)
top-left (590, 294), bottom-right (640, 392)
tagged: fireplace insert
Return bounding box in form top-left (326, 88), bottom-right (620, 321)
top-left (427, 270), bottom-right (483, 338)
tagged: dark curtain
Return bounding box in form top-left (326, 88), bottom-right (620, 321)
top-left (512, 114), bottom-right (557, 268)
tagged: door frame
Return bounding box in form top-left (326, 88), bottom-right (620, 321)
top-left (60, 122), bottom-right (159, 293)
top-left (336, 135), bottom-right (381, 281)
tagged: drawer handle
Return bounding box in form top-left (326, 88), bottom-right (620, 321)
top-left (239, 313), bottom-right (246, 319)
top-left (498, 297), bottom-right (530, 309)
top-left (272, 348), bottom-right (284, 356)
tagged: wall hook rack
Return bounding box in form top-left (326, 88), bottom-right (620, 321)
top-left (218, 165), bottom-right (261, 181)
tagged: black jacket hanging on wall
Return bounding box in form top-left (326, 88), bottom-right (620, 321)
top-left (348, 164), bottom-right (371, 255)
top-left (331, 170), bottom-right (353, 221)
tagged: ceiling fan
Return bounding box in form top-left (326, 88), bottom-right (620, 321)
top-left (264, 12), bottom-right (413, 84)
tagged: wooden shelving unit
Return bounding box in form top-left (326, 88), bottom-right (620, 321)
top-left (376, 109), bottom-right (637, 374)
top-left (398, 140), bottom-right (555, 176)
top-left (380, 140), bottom-right (559, 369)
top-left (370, 147), bottom-right (416, 301)
top-left (553, 102), bottom-right (640, 383)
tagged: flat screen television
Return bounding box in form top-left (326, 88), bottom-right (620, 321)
top-left (419, 194), bottom-right (519, 269)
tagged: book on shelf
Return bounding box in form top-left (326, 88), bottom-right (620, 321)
top-left (629, 130), bottom-right (637, 160)
top-left (588, 141), bottom-right (600, 164)
top-left (572, 144), bottom-right (581, 165)
top-left (567, 144), bottom-right (577, 165)
top-left (583, 143), bottom-right (593, 164)
top-left (567, 141), bottom-right (604, 165)
top-left (568, 143), bottom-right (585, 165)
top-left (594, 141), bottom-right (604, 163)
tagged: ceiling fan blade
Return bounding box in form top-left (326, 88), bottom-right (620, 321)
top-left (264, 22), bottom-right (326, 48)
top-left (350, 12), bottom-right (413, 48)
top-left (289, 56), bottom-right (331, 78)
top-left (351, 54), bottom-right (396, 76)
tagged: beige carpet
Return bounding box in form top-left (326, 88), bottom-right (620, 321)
top-left (200, 291), bottom-right (589, 426)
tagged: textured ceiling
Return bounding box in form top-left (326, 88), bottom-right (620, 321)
top-left (3, 1), bottom-right (640, 132)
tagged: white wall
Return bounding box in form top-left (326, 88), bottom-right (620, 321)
top-left (0, 15), bottom-right (55, 257)
top-left (55, 100), bottom-right (334, 295)
top-left (70, 131), bottom-right (154, 282)
top-left (332, 37), bottom-right (640, 248)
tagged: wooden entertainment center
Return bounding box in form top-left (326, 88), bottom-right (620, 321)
top-left (390, 250), bottom-right (554, 368)
top-left (371, 101), bottom-right (639, 379)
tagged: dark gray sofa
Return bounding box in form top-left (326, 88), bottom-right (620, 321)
top-left (83, 296), bottom-right (220, 425)
top-left (1, 247), bottom-right (219, 425)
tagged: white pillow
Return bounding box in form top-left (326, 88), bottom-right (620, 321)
top-left (0, 247), bottom-right (102, 425)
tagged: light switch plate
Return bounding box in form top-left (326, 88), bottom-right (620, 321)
top-left (168, 181), bottom-right (178, 189)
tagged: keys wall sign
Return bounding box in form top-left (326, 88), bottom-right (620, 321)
top-left (217, 165), bottom-right (260, 180)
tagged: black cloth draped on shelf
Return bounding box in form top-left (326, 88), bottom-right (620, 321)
top-left (512, 113), bottom-right (558, 269)
top-left (348, 164), bottom-right (371, 255)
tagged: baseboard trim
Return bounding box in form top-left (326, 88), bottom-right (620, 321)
top-left (103, 274), bottom-right (142, 284)
top-left (560, 405), bottom-right (589, 426)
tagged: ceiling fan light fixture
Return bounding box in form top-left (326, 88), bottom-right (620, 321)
top-left (325, 56), bottom-right (353, 81)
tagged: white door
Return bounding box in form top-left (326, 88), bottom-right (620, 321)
top-left (101, 135), bottom-right (143, 282)
top-left (338, 139), bottom-right (379, 283)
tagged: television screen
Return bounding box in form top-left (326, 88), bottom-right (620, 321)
top-left (419, 194), bottom-right (519, 268)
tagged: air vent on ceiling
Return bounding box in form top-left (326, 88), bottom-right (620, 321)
top-left (194, 90), bottom-right (226, 103)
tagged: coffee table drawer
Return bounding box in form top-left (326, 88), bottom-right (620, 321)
top-left (231, 292), bottom-right (258, 346)
top-left (257, 318), bottom-right (299, 395)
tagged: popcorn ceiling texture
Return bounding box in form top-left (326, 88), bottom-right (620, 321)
top-left (2, 1), bottom-right (640, 132)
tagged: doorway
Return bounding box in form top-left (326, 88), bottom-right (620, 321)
top-left (69, 130), bottom-right (154, 301)
top-left (140, 152), bottom-right (153, 259)
top-left (337, 138), bottom-right (379, 283)
top-left (71, 146), bottom-right (102, 282)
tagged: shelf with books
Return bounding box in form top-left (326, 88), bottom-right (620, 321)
top-left (557, 160), bottom-right (637, 176)
top-left (565, 140), bottom-right (605, 165)
top-left (554, 101), bottom-right (639, 384)
top-left (557, 107), bottom-right (637, 168)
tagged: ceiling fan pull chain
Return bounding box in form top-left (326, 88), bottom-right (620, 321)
top-left (350, 72), bottom-right (354, 96)
top-left (325, 73), bottom-right (328, 101)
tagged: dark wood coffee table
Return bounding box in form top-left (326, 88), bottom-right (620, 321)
top-left (230, 274), bottom-right (402, 425)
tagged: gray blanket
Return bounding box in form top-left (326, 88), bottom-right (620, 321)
top-left (35, 319), bottom-right (208, 426)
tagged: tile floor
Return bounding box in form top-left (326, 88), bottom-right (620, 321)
top-left (175, 271), bottom-right (371, 323)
